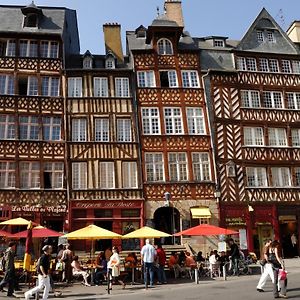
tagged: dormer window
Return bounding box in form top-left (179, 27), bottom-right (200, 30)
top-left (267, 31), bottom-right (275, 43)
top-left (157, 38), bottom-right (173, 55)
top-left (83, 57), bottom-right (93, 69)
top-left (105, 52), bottom-right (116, 69)
top-left (213, 39), bottom-right (225, 47)
top-left (21, 2), bottom-right (43, 29)
top-left (24, 14), bottom-right (38, 28)
top-left (256, 30), bottom-right (264, 43)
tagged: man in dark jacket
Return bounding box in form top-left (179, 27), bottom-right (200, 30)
top-left (228, 238), bottom-right (240, 276)
top-left (0, 241), bottom-right (17, 296)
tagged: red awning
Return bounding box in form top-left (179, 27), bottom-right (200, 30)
top-left (11, 227), bottom-right (62, 239)
top-left (175, 224), bottom-right (238, 236)
top-left (0, 230), bottom-right (12, 237)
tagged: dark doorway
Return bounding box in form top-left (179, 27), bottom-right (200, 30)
top-left (94, 221), bottom-right (113, 251)
top-left (280, 218), bottom-right (298, 258)
top-left (154, 207), bottom-right (180, 245)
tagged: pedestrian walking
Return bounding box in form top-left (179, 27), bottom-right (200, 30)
top-left (107, 246), bottom-right (125, 290)
top-left (24, 245), bottom-right (52, 300)
top-left (228, 238), bottom-right (240, 276)
top-left (156, 244), bottom-right (167, 284)
top-left (0, 241), bottom-right (17, 297)
top-left (257, 239), bottom-right (273, 292)
top-left (141, 239), bottom-right (156, 289)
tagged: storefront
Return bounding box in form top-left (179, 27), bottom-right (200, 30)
top-left (69, 200), bottom-right (144, 251)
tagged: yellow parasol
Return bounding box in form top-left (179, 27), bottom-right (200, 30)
top-left (0, 217), bottom-right (32, 226)
top-left (122, 226), bottom-right (171, 239)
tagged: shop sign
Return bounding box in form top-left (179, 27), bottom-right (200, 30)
top-left (73, 201), bottom-right (137, 209)
top-left (225, 217), bottom-right (246, 226)
top-left (239, 229), bottom-right (248, 250)
top-left (11, 205), bottom-right (67, 214)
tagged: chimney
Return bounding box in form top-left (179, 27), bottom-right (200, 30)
top-left (103, 23), bottom-right (124, 63)
top-left (287, 21), bottom-right (300, 43)
top-left (164, 0), bottom-right (184, 28)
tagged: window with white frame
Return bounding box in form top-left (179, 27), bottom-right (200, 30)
top-left (115, 78), bottom-right (129, 98)
top-left (295, 167), bottom-right (300, 186)
top-left (19, 116), bottom-right (39, 140)
top-left (213, 39), bottom-right (225, 47)
top-left (43, 117), bottom-right (61, 141)
top-left (72, 162), bottom-right (87, 190)
top-left (141, 108), bottom-right (160, 135)
top-left (95, 118), bottom-right (109, 142)
top-left (269, 59), bottom-right (279, 73)
top-left (72, 118), bottom-right (86, 142)
top-left (257, 31), bottom-right (264, 42)
top-left (117, 118), bottom-right (132, 142)
top-left (241, 90), bottom-right (261, 108)
top-left (41, 77), bottom-right (60, 97)
top-left (40, 41), bottom-right (59, 58)
top-left (145, 153), bottom-right (164, 182)
top-left (27, 76), bottom-right (38, 96)
top-left (68, 77), bottom-right (82, 97)
top-left (182, 70), bottom-right (200, 88)
top-left (19, 40), bottom-right (38, 57)
top-left (0, 75), bottom-right (14, 95)
top-left (192, 152), bottom-right (211, 181)
top-left (282, 60), bottom-right (292, 73)
top-left (0, 115), bottom-right (15, 140)
top-left (287, 92), bottom-right (300, 110)
top-left (246, 167), bottom-right (268, 187)
top-left (186, 107), bottom-right (205, 135)
top-left (122, 162), bottom-right (138, 188)
top-left (263, 91), bottom-right (283, 109)
top-left (268, 128), bottom-right (287, 146)
top-left (291, 129), bottom-right (300, 147)
top-left (0, 162), bottom-right (15, 188)
top-left (94, 77), bottom-right (108, 97)
top-left (259, 58), bottom-right (269, 72)
top-left (100, 162), bottom-right (115, 189)
top-left (44, 162), bottom-right (64, 189)
top-left (243, 127), bottom-right (264, 146)
top-left (247, 58), bottom-right (257, 71)
top-left (237, 57), bottom-right (257, 71)
top-left (157, 38), bottom-right (173, 55)
top-left (5, 40), bottom-right (16, 56)
top-left (137, 71), bottom-right (156, 88)
top-left (271, 167), bottom-right (291, 187)
top-left (237, 57), bottom-right (247, 71)
top-left (160, 70), bottom-right (178, 88)
top-left (20, 162), bottom-right (40, 189)
top-left (105, 57), bottom-right (115, 69)
top-left (292, 61), bottom-right (300, 74)
top-left (164, 108), bottom-right (183, 134)
top-left (168, 152), bottom-right (188, 181)
top-left (267, 31), bottom-right (275, 43)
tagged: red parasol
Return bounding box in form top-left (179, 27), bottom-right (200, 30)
top-left (0, 229), bottom-right (12, 237)
top-left (11, 226), bottom-right (62, 239)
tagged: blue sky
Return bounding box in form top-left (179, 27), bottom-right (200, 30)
top-left (2, 0), bottom-right (300, 53)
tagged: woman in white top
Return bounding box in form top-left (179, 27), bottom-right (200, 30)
top-left (107, 246), bottom-right (125, 290)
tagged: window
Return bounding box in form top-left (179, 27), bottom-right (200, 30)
top-left (237, 57), bottom-right (247, 71)
top-left (268, 128), bottom-right (287, 146)
top-left (5, 40), bottom-right (16, 57)
top-left (105, 57), bottom-right (115, 69)
top-left (40, 41), bottom-right (59, 58)
top-left (115, 78), bottom-right (129, 98)
top-left (27, 76), bottom-right (38, 96)
top-left (19, 40), bottom-right (38, 57)
top-left (72, 119), bottom-right (86, 142)
top-left (44, 162), bottom-right (64, 189)
top-left (241, 90), bottom-right (261, 108)
top-left (43, 117), bottom-right (61, 141)
top-left (243, 127), bottom-right (264, 146)
top-left (72, 162), bottom-right (87, 190)
top-left (0, 162), bottom-right (15, 188)
top-left (263, 91), bottom-right (283, 109)
top-left (269, 59), bottom-right (279, 73)
top-left (186, 108), bottom-right (205, 134)
top-left (282, 60), bottom-right (292, 74)
top-left (122, 162), bottom-right (137, 188)
top-left (95, 118), bottom-right (109, 142)
top-left (295, 167), bottom-right (300, 186)
top-left (164, 108), bottom-right (183, 134)
top-left (160, 70), bottom-right (178, 88)
top-left (20, 162), bottom-right (40, 189)
top-left (257, 31), bottom-right (264, 42)
top-left (292, 61), bottom-right (300, 74)
top-left (68, 77), bottom-right (82, 97)
top-left (259, 58), bottom-right (269, 72)
top-left (291, 129), bottom-right (300, 147)
top-left (19, 116), bottom-right (39, 140)
top-left (117, 119), bottom-right (132, 142)
top-left (145, 153), bottom-right (164, 182)
top-left (41, 77), bottom-right (60, 97)
top-left (141, 108), bottom-right (160, 135)
top-left (192, 152), bottom-right (211, 181)
top-left (287, 93), bottom-right (300, 110)
top-left (213, 39), bottom-right (225, 47)
top-left (100, 162), bottom-right (115, 189)
top-left (157, 38), bottom-right (173, 55)
top-left (24, 14), bottom-right (38, 28)
top-left (94, 77), bottom-right (108, 97)
top-left (246, 167), bottom-right (267, 187)
top-left (137, 71), bottom-right (155, 88)
top-left (0, 75), bottom-right (14, 95)
top-left (271, 167), bottom-right (290, 187)
top-left (236, 57), bottom-right (257, 71)
top-left (246, 58), bottom-right (257, 71)
top-left (168, 152), bottom-right (188, 181)
top-left (181, 71), bottom-right (200, 88)
top-left (83, 57), bottom-right (92, 69)
top-left (267, 31), bottom-right (275, 43)
top-left (0, 115), bottom-right (15, 140)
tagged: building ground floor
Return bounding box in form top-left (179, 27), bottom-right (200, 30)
top-left (220, 203), bottom-right (300, 258)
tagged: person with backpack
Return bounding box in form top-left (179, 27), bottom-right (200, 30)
top-left (24, 245), bottom-right (52, 300)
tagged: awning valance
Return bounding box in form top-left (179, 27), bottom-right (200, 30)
top-left (191, 207), bottom-right (211, 219)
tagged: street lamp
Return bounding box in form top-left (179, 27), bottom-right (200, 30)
top-left (164, 192), bottom-right (171, 207)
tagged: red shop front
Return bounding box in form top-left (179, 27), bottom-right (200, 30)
top-left (220, 203), bottom-right (279, 257)
top-left (69, 200), bottom-right (144, 252)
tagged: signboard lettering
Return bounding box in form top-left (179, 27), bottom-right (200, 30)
top-left (11, 205), bottom-right (67, 214)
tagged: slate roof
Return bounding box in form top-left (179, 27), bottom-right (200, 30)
top-left (151, 15), bottom-right (179, 27)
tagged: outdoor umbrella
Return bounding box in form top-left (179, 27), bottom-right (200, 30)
top-left (122, 226), bottom-right (171, 239)
top-left (23, 221), bottom-right (33, 272)
top-left (10, 226), bottom-right (63, 239)
top-left (174, 224), bottom-right (238, 236)
top-left (0, 217), bottom-right (33, 226)
top-left (0, 229), bottom-right (12, 237)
